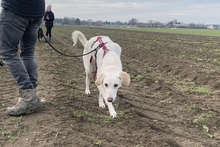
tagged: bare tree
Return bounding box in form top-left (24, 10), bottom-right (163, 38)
top-left (75, 18), bottom-right (81, 25)
top-left (152, 21), bottom-right (162, 27)
top-left (189, 22), bottom-right (195, 28)
top-left (128, 18), bottom-right (139, 25)
top-left (87, 19), bottom-right (93, 25)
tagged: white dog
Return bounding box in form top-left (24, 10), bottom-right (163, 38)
top-left (72, 30), bottom-right (130, 117)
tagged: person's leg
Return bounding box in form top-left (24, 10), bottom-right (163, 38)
top-left (45, 26), bottom-right (49, 36)
top-left (48, 26), bottom-right (52, 38)
top-left (20, 17), bottom-right (42, 89)
top-left (45, 26), bottom-right (49, 42)
top-left (48, 26), bottom-right (52, 42)
top-left (0, 9), bottom-right (42, 115)
top-left (0, 8), bottom-right (33, 89)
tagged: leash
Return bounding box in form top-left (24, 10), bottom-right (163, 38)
top-left (0, 35), bottom-right (95, 67)
top-left (43, 35), bottom-right (99, 57)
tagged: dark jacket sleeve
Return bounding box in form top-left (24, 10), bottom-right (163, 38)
top-left (50, 12), bottom-right (55, 21)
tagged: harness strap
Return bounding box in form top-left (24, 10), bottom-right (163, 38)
top-left (95, 42), bottom-right (108, 58)
top-left (90, 36), bottom-right (109, 79)
top-left (91, 36), bottom-right (102, 48)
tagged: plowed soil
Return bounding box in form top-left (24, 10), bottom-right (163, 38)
top-left (1, 26), bottom-right (220, 147)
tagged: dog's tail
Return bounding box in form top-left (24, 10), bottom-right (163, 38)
top-left (72, 30), bottom-right (87, 47)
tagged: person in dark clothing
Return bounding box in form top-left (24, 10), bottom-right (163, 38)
top-left (44, 5), bottom-right (54, 42)
top-left (0, 0), bottom-right (45, 115)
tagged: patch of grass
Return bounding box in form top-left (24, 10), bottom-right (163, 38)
top-left (71, 109), bottom-right (96, 122)
top-left (193, 111), bottom-right (217, 133)
top-left (117, 112), bottom-right (133, 119)
top-left (73, 110), bottom-right (90, 118)
top-left (215, 49), bottom-right (220, 53)
top-left (0, 127), bottom-right (11, 137)
top-left (70, 92), bottom-right (77, 99)
top-left (134, 44), bottom-right (142, 49)
top-left (11, 116), bottom-right (22, 126)
top-left (187, 104), bottom-right (196, 111)
top-left (206, 111), bottom-right (217, 118)
top-left (203, 125), bottom-right (209, 132)
top-left (155, 73), bottom-right (163, 83)
top-left (99, 112), bottom-right (133, 123)
top-left (0, 127), bottom-right (18, 144)
top-left (131, 75), bottom-right (144, 81)
top-left (119, 27), bottom-right (220, 37)
top-left (146, 67), bottom-right (152, 72)
top-left (179, 54), bottom-right (186, 59)
top-left (199, 69), bottom-right (214, 74)
top-left (63, 79), bottom-right (77, 89)
top-left (133, 43), bottom-right (153, 50)
top-left (100, 115), bottom-right (114, 123)
top-left (94, 141), bottom-right (102, 146)
top-left (165, 91), bottom-right (172, 97)
top-left (143, 45), bottom-right (153, 50)
top-left (191, 56), bottom-right (204, 62)
top-left (194, 115), bottom-right (205, 124)
top-left (193, 86), bottom-right (212, 95)
top-left (208, 58), bottom-right (220, 65)
top-left (0, 103), bottom-right (5, 108)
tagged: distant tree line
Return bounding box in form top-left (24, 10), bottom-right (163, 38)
top-left (53, 17), bottom-right (130, 26)
top-left (52, 17), bottom-right (209, 29)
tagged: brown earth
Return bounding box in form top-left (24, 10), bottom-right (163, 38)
top-left (1, 26), bottom-right (220, 147)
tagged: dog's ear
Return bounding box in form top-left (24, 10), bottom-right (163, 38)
top-left (95, 73), bottom-right (105, 86)
top-left (120, 72), bottom-right (130, 86)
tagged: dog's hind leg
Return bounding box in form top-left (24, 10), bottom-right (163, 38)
top-left (83, 56), bottom-right (93, 95)
top-left (85, 74), bottom-right (90, 94)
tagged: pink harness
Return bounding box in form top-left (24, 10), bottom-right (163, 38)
top-left (90, 36), bottom-right (109, 79)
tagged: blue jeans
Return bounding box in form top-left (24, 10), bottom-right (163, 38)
top-left (0, 8), bottom-right (42, 89)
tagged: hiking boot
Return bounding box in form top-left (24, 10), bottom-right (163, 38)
top-left (6, 89), bottom-right (42, 116)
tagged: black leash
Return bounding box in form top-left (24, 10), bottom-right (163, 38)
top-left (43, 35), bottom-right (99, 57)
top-left (0, 35), bottom-right (97, 66)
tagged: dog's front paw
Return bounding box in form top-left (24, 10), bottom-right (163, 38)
top-left (110, 112), bottom-right (117, 118)
top-left (85, 90), bottom-right (90, 95)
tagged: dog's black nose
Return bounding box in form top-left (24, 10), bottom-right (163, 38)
top-left (107, 97), bottom-right (113, 102)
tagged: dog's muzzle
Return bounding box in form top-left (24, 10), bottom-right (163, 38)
top-left (107, 97), bottom-right (113, 102)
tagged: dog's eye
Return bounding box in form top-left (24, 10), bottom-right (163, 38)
top-left (104, 83), bottom-right (108, 87)
top-left (114, 84), bottom-right (118, 88)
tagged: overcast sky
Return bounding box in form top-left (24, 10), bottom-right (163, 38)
top-left (2, 0), bottom-right (220, 24)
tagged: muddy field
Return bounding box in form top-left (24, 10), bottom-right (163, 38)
top-left (1, 26), bottom-right (220, 147)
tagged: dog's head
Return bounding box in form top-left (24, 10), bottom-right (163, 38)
top-left (95, 71), bottom-right (130, 102)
